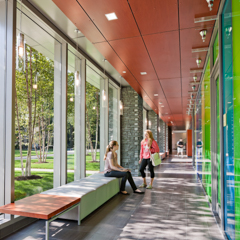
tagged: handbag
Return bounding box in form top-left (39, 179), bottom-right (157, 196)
top-left (150, 151), bottom-right (161, 166)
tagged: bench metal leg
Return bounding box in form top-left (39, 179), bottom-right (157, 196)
top-left (78, 203), bottom-right (81, 225)
top-left (45, 221), bottom-right (49, 240)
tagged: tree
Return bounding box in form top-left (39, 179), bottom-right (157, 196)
top-left (86, 81), bottom-right (100, 162)
top-left (15, 44), bottom-right (54, 176)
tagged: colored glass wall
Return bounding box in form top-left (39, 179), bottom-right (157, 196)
top-left (201, 58), bottom-right (212, 200)
top-left (222, 0), bottom-right (235, 238)
top-left (213, 32), bottom-right (219, 65)
top-left (232, 0), bottom-right (240, 238)
top-left (216, 78), bottom-right (221, 206)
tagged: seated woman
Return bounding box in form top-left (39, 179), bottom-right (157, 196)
top-left (104, 140), bottom-right (144, 195)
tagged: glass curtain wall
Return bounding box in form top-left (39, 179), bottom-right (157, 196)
top-left (194, 58), bottom-right (211, 200)
top-left (86, 66), bottom-right (101, 174)
top-left (15, 8), bottom-right (56, 200)
top-left (109, 83), bottom-right (118, 141)
top-left (67, 50), bottom-right (79, 183)
top-left (222, 1), bottom-right (235, 238)
top-left (195, 89), bottom-right (203, 179)
top-left (232, 0), bottom-right (240, 238)
top-left (143, 109), bottom-right (147, 138)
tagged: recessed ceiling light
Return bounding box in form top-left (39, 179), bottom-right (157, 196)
top-left (75, 29), bottom-right (81, 34)
top-left (123, 71), bottom-right (126, 73)
top-left (161, 106), bottom-right (164, 107)
top-left (159, 102), bottom-right (162, 104)
top-left (154, 94), bottom-right (158, 96)
top-left (140, 72), bottom-right (147, 75)
top-left (105, 12), bottom-right (118, 21)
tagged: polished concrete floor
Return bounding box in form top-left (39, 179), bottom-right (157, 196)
top-left (3, 156), bottom-right (224, 240)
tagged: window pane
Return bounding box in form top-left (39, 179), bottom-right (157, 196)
top-left (15, 8), bottom-right (56, 200)
top-left (86, 66), bottom-right (101, 174)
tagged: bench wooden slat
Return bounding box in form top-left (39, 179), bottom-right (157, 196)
top-left (0, 194), bottom-right (80, 220)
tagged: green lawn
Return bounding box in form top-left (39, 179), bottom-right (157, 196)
top-left (15, 153), bottom-right (100, 171)
top-left (15, 150), bottom-right (53, 157)
top-left (15, 171), bottom-right (90, 201)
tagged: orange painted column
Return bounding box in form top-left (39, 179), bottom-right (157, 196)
top-left (187, 130), bottom-right (192, 157)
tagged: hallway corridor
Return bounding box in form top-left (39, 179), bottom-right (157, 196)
top-left (3, 156), bottom-right (225, 240)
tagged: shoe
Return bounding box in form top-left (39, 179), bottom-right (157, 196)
top-left (139, 183), bottom-right (147, 188)
top-left (134, 190), bottom-right (144, 194)
top-left (146, 185), bottom-right (152, 189)
top-left (120, 191), bottom-right (130, 195)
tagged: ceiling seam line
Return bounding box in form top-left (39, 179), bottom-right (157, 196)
top-left (177, 0), bottom-right (184, 124)
top-left (126, 0), bottom-right (173, 120)
top-left (75, 0), bottom-right (155, 106)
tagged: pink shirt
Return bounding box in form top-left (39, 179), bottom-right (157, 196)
top-left (140, 139), bottom-right (160, 159)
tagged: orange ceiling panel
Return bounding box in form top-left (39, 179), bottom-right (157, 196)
top-left (179, 0), bottom-right (220, 29)
top-left (109, 37), bottom-right (158, 81)
top-left (167, 98), bottom-right (183, 114)
top-left (76, 0), bottom-right (140, 41)
top-left (128, 0), bottom-right (179, 35)
top-left (52, 0), bottom-right (222, 129)
top-left (52, 0), bottom-right (105, 43)
top-left (143, 31), bottom-right (181, 79)
top-left (160, 78), bottom-right (182, 98)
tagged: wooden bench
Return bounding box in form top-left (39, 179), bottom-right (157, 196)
top-left (0, 194), bottom-right (81, 240)
top-left (0, 173), bottom-right (120, 239)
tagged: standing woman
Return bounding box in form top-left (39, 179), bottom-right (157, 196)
top-left (139, 130), bottom-right (160, 189)
top-left (104, 140), bottom-right (144, 195)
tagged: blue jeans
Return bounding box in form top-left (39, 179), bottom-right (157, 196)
top-left (104, 171), bottom-right (137, 191)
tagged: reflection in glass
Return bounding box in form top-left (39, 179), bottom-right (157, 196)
top-left (109, 83), bottom-right (118, 141)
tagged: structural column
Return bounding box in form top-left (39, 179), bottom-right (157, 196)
top-left (121, 87), bottom-right (143, 176)
top-left (159, 119), bottom-right (166, 153)
top-left (0, 0), bottom-right (16, 209)
top-left (74, 58), bottom-right (86, 179)
top-left (100, 78), bottom-right (109, 172)
top-left (148, 110), bottom-right (158, 141)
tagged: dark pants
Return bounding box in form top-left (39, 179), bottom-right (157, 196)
top-left (104, 171), bottom-right (137, 191)
top-left (139, 158), bottom-right (155, 178)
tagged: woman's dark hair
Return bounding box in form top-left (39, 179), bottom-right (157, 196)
top-left (104, 140), bottom-right (118, 160)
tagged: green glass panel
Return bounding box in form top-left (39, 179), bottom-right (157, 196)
top-left (232, 0), bottom-right (240, 238)
top-left (216, 77), bottom-right (221, 206)
top-left (201, 58), bottom-right (212, 199)
top-left (213, 32), bottom-right (219, 65)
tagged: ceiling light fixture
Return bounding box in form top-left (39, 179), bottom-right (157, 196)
top-left (154, 94), bottom-right (158, 96)
top-left (199, 29), bottom-right (207, 42)
top-left (140, 72), bottom-right (147, 75)
top-left (123, 71), bottom-right (126, 73)
top-left (105, 12), bottom-right (118, 21)
top-left (196, 58), bottom-right (202, 67)
top-left (206, 0), bottom-right (214, 11)
top-left (192, 85), bottom-right (196, 91)
top-left (193, 76), bottom-right (197, 82)
top-left (161, 106), bottom-right (164, 107)
top-left (159, 102), bottom-right (162, 104)
top-left (75, 29), bottom-right (81, 34)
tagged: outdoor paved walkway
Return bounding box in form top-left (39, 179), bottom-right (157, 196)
top-left (5, 156), bottom-right (225, 240)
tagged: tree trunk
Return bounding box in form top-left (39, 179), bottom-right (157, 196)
top-left (15, 88), bottom-right (24, 176)
top-left (45, 117), bottom-right (51, 162)
top-left (38, 114), bottom-right (42, 163)
top-left (86, 109), bottom-right (95, 161)
top-left (41, 104), bottom-right (46, 162)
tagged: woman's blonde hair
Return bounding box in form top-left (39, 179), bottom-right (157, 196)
top-left (141, 130), bottom-right (154, 147)
top-left (104, 140), bottom-right (118, 160)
